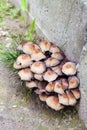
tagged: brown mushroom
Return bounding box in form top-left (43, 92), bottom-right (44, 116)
top-left (66, 91), bottom-right (77, 106)
top-left (46, 82), bottom-right (55, 92)
top-left (23, 43), bottom-right (40, 55)
top-left (13, 62), bottom-right (22, 69)
top-left (51, 52), bottom-right (64, 60)
top-left (18, 68), bottom-right (33, 81)
top-left (31, 61), bottom-right (46, 74)
top-left (45, 57), bottom-right (60, 67)
top-left (59, 93), bottom-right (69, 106)
top-left (26, 80), bottom-right (38, 89)
top-left (34, 73), bottom-right (43, 81)
top-left (17, 41), bottom-right (30, 51)
top-left (52, 65), bottom-right (63, 76)
top-left (39, 93), bottom-right (48, 102)
top-left (34, 88), bottom-right (46, 95)
top-left (43, 69), bottom-right (58, 82)
top-left (54, 80), bottom-right (64, 94)
top-left (71, 89), bottom-right (81, 100)
top-left (68, 76), bottom-right (79, 89)
top-left (39, 41), bottom-right (51, 52)
top-left (31, 49), bottom-right (46, 61)
top-left (61, 78), bottom-right (68, 90)
top-left (50, 43), bottom-right (60, 53)
top-left (16, 54), bottom-right (32, 68)
top-left (62, 62), bottom-right (77, 75)
top-left (46, 96), bottom-right (64, 111)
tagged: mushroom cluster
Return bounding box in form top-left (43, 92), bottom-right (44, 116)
top-left (13, 41), bottom-right (81, 111)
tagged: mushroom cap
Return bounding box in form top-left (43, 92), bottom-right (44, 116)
top-left (71, 89), bottom-right (81, 99)
top-left (68, 76), bottom-right (79, 89)
top-left (39, 41), bottom-right (51, 52)
top-left (59, 93), bottom-right (69, 106)
top-left (51, 52), bottom-right (64, 60)
top-left (46, 96), bottom-right (64, 111)
top-left (46, 82), bottom-right (55, 92)
top-left (62, 62), bottom-right (77, 75)
top-left (43, 69), bottom-right (58, 82)
top-left (61, 78), bottom-right (68, 90)
top-left (34, 88), bottom-right (46, 95)
top-left (17, 41), bottom-right (29, 51)
top-left (66, 91), bottom-right (77, 106)
top-left (13, 62), bottom-right (22, 69)
top-left (54, 80), bottom-right (64, 94)
top-left (23, 43), bottom-right (40, 55)
top-left (39, 93), bottom-right (48, 102)
top-left (16, 54), bottom-right (32, 68)
top-left (18, 68), bottom-right (33, 81)
top-left (26, 80), bottom-right (38, 89)
top-left (50, 44), bottom-right (60, 53)
top-left (34, 73), bottom-right (43, 81)
top-left (31, 61), bottom-right (46, 74)
top-left (52, 65), bottom-right (62, 76)
top-left (31, 49), bottom-right (46, 61)
top-left (45, 57), bottom-right (60, 67)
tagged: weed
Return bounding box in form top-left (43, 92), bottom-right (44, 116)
top-left (0, 36), bottom-right (21, 69)
top-left (9, 8), bottom-right (20, 18)
top-left (20, 0), bottom-right (27, 12)
top-left (20, 0), bottom-right (36, 42)
top-left (0, 0), bottom-right (20, 27)
top-left (26, 19), bottom-right (36, 42)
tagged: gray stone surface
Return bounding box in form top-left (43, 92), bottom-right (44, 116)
top-left (78, 50), bottom-right (87, 128)
top-left (10, 0), bottom-right (85, 61)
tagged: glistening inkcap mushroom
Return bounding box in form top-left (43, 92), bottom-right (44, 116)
top-left (34, 73), bottom-right (43, 81)
top-left (31, 61), bottom-right (46, 74)
top-left (52, 65), bottom-right (63, 76)
top-left (16, 54), bottom-right (32, 68)
top-left (45, 57), bottom-right (60, 67)
top-left (46, 82), bottom-right (55, 92)
top-left (61, 78), bottom-right (68, 90)
top-left (51, 52), bottom-right (64, 60)
top-left (39, 93), bottom-right (48, 102)
top-left (62, 62), bottom-right (77, 75)
top-left (54, 80), bottom-right (64, 94)
top-left (17, 41), bottom-right (30, 51)
top-left (46, 96), bottom-right (64, 111)
top-left (18, 68), bottom-right (33, 81)
top-left (31, 49), bottom-right (46, 61)
top-left (43, 69), bottom-right (58, 82)
top-left (26, 80), bottom-right (38, 89)
top-left (58, 93), bottom-right (69, 106)
top-left (50, 43), bottom-right (60, 53)
top-left (66, 91), bottom-right (77, 106)
top-left (23, 43), bottom-right (40, 55)
top-left (68, 76), bottom-right (79, 89)
top-left (39, 41), bottom-right (51, 52)
top-left (13, 62), bottom-right (22, 69)
top-left (71, 89), bottom-right (81, 100)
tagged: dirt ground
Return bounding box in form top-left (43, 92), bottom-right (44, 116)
top-left (0, 16), bottom-right (87, 130)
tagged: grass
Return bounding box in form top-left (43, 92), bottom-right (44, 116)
top-left (0, 0), bottom-right (36, 69)
top-left (0, 0), bottom-right (20, 27)
top-left (0, 41), bottom-right (20, 69)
